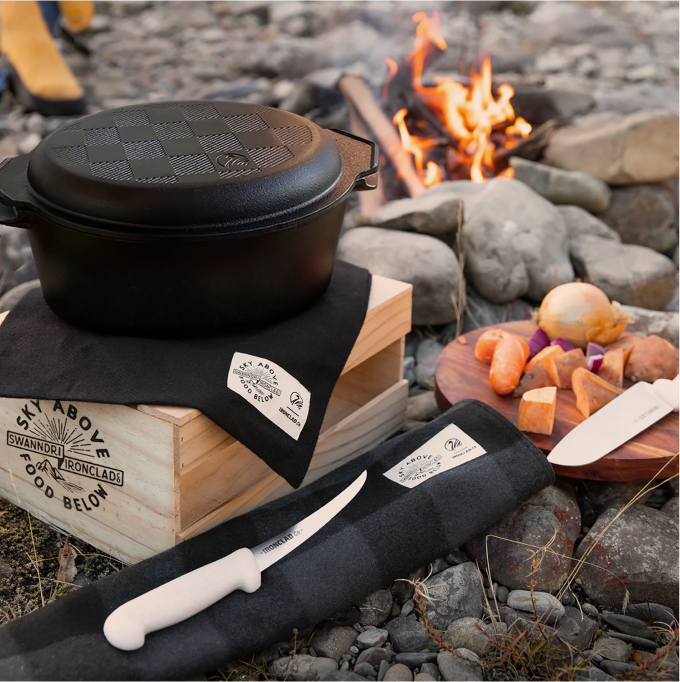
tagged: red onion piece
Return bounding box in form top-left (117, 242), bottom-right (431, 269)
top-left (588, 354), bottom-right (604, 373)
top-left (587, 341), bottom-right (606, 358)
top-left (550, 338), bottom-right (575, 353)
top-left (528, 328), bottom-right (550, 359)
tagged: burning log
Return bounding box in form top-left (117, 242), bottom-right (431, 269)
top-left (339, 75), bottom-right (426, 197)
top-left (492, 120), bottom-right (558, 172)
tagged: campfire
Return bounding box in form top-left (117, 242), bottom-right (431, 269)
top-left (339, 10), bottom-right (553, 210)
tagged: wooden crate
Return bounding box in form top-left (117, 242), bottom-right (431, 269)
top-left (0, 276), bottom-right (411, 563)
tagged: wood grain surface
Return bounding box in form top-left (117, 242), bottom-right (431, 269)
top-left (434, 321), bottom-right (679, 482)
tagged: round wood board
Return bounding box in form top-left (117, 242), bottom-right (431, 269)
top-left (434, 321), bottom-right (679, 482)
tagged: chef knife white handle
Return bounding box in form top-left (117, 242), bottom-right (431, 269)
top-left (653, 375), bottom-right (679, 411)
top-left (103, 547), bottom-right (261, 651)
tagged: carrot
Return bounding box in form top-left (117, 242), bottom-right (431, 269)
top-left (597, 348), bottom-right (624, 388)
top-left (513, 363), bottom-right (555, 398)
top-left (489, 332), bottom-right (529, 395)
top-left (546, 348), bottom-right (588, 389)
top-left (525, 345), bottom-right (564, 374)
top-left (474, 329), bottom-right (505, 364)
top-left (606, 332), bottom-right (642, 365)
top-left (572, 367), bottom-right (623, 418)
top-left (625, 335), bottom-right (679, 383)
top-left (517, 387), bottom-right (557, 435)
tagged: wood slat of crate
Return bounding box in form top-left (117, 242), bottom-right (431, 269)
top-left (0, 276), bottom-right (412, 564)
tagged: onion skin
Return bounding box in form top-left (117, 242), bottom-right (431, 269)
top-left (537, 282), bottom-right (630, 349)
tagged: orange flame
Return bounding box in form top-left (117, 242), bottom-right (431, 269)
top-left (388, 12), bottom-right (532, 185)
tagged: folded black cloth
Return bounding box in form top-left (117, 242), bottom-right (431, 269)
top-left (0, 260), bottom-right (371, 488)
top-left (0, 400), bottom-right (554, 681)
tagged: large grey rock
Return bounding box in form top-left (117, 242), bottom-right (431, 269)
top-left (415, 339), bottom-right (444, 389)
top-left (442, 617), bottom-right (507, 657)
top-left (270, 654), bottom-right (339, 680)
top-left (0, 279), bottom-right (41, 313)
top-left (661, 497), bottom-right (679, 518)
top-left (576, 505), bottom-right (679, 613)
top-left (592, 635), bottom-right (632, 662)
top-left (385, 617), bottom-right (437, 654)
top-left (357, 589), bottom-right (393, 627)
top-left (557, 206), bottom-right (621, 245)
top-left (421, 562), bottom-right (486, 630)
top-left (543, 109), bottom-right (680, 185)
top-left (312, 626), bottom-right (359, 661)
top-left (463, 178), bottom-right (573, 301)
top-left (625, 602), bottom-right (676, 627)
top-left (621, 306), bottom-right (679, 347)
top-left (510, 157), bottom-right (611, 213)
top-left (506, 590), bottom-right (565, 624)
top-left (371, 194), bottom-right (462, 237)
top-left (554, 606), bottom-right (598, 650)
top-left (460, 214), bottom-right (530, 304)
top-left (436, 651), bottom-right (483, 682)
top-left (598, 184), bottom-right (678, 253)
top-left (419, 181), bottom-right (485, 220)
top-left (601, 612), bottom-right (657, 641)
top-left (571, 236), bottom-right (678, 310)
top-left (383, 663), bottom-right (413, 681)
top-left (465, 484), bottom-right (581, 592)
top-left (337, 228), bottom-right (460, 326)
top-left (406, 392), bottom-right (440, 422)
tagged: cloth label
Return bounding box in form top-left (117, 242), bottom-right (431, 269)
top-left (383, 423), bottom-right (487, 489)
top-left (227, 352), bottom-right (310, 440)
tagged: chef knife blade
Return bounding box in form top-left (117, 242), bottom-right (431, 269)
top-left (547, 375), bottom-right (679, 467)
top-left (104, 470), bottom-right (368, 650)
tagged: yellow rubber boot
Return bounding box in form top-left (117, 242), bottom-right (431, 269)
top-left (0, 0), bottom-right (85, 115)
top-left (58, 0), bottom-right (94, 33)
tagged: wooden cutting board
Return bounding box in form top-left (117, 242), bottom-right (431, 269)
top-left (434, 321), bottom-right (679, 481)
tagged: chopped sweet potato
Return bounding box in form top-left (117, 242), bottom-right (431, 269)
top-left (546, 348), bottom-right (588, 389)
top-left (489, 332), bottom-right (529, 395)
top-left (474, 329), bottom-right (505, 364)
top-left (598, 348), bottom-right (624, 388)
top-left (517, 387), bottom-right (557, 436)
top-left (512, 363), bottom-right (555, 398)
top-left (572, 367), bottom-right (624, 417)
top-left (525, 345), bottom-right (564, 374)
top-left (606, 332), bottom-right (643, 364)
top-left (625, 335), bottom-right (679, 383)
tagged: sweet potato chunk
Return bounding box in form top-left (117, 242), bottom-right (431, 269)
top-left (606, 332), bottom-right (643, 364)
top-left (598, 348), bottom-right (624, 388)
top-left (517, 387), bottom-right (557, 436)
top-left (546, 348), bottom-right (588, 389)
top-left (474, 329), bottom-right (505, 364)
top-left (513, 363), bottom-right (555, 398)
top-left (625, 335), bottom-right (679, 383)
top-left (525, 345), bottom-right (564, 374)
top-left (489, 332), bottom-right (529, 395)
top-left (572, 367), bottom-right (624, 418)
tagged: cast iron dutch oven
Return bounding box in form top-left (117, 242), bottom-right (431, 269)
top-left (0, 100), bottom-right (377, 335)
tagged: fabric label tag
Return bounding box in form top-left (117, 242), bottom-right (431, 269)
top-left (383, 423), bottom-right (487, 489)
top-left (228, 352), bottom-right (311, 440)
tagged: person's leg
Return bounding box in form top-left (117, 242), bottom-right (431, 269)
top-left (0, 0), bottom-right (86, 115)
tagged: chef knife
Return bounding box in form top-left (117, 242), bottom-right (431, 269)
top-left (104, 470), bottom-right (367, 651)
top-left (548, 375), bottom-right (678, 467)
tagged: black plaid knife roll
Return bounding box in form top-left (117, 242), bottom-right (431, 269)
top-left (0, 400), bottom-right (555, 681)
top-left (0, 260), bottom-right (371, 488)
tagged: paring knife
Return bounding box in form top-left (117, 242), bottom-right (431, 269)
top-left (104, 470), bottom-right (368, 651)
top-left (548, 375), bottom-right (679, 467)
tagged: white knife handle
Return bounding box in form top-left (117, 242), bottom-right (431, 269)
top-left (103, 547), bottom-right (261, 651)
top-left (653, 375), bottom-right (679, 411)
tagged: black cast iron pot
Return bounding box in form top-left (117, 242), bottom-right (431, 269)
top-left (0, 100), bottom-right (377, 336)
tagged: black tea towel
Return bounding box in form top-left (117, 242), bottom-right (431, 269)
top-left (0, 260), bottom-right (371, 488)
top-left (0, 400), bottom-right (555, 681)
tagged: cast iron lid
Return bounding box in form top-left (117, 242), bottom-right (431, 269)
top-left (20, 100), bottom-right (372, 236)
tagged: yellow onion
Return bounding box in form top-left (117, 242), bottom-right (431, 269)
top-left (535, 282), bottom-right (630, 349)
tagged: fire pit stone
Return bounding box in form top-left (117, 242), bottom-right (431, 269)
top-left (557, 206), bottom-right (621, 247)
top-left (570, 236), bottom-right (678, 311)
top-left (509, 157), bottom-right (611, 213)
top-left (370, 192), bottom-right (462, 237)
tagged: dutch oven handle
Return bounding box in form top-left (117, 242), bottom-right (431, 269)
top-left (0, 155), bottom-right (31, 227)
top-left (329, 128), bottom-right (379, 192)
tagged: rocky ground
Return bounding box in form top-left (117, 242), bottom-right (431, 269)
top-left (0, 2), bottom-right (678, 681)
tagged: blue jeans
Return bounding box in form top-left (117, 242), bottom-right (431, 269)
top-left (38, 0), bottom-right (61, 36)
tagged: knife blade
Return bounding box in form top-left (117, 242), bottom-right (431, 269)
top-left (104, 470), bottom-right (367, 650)
top-left (548, 375), bottom-right (679, 467)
